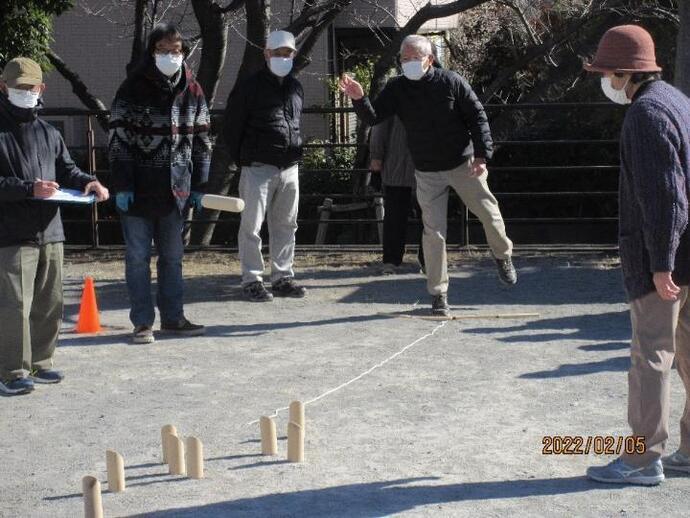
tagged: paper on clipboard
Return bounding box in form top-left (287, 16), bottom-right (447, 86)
top-left (43, 188), bottom-right (96, 205)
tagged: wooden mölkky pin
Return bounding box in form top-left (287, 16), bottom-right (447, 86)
top-left (287, 421), bottom-right (304, 463)
top-left (106, 449), bottom-right (125, 492)
top-left (168, 435), bottom-right (186, 475)
top-left (161, 424), bottom-right (177, 463)
top-left (260, 416), bottom-right (278, 456)
top-left (82, 475), bottom-right (103, 518)
top-left (289, 400), bottom-right (305, 429)
top-left (185, 436), bottom-right (204, 479)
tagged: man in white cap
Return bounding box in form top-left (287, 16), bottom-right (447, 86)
top-left (224, 30), bottom-right (306, 301)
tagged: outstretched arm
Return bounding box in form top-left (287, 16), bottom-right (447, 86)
top-left (339, 75), bottom-right (396, 126)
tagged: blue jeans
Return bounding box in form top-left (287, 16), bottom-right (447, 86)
top-left (120, 209), bottom-right (184, 327)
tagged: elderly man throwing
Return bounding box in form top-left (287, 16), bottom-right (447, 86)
top-left (340, 35), bottom-right (516, 316)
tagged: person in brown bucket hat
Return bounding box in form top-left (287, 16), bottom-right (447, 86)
top-left (583, 25), bottom-right (690, 485)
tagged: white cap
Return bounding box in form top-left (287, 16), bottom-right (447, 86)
top-left (267, 30), bottom-right (297, 51)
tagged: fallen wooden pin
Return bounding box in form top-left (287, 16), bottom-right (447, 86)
top-left (378, 311), bottom-right (541, 321)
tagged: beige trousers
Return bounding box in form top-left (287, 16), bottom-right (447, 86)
top-left (415, 159), bottom-right (513, 295)
top-left (0, 243), bottom-right (63, 381)
top-left (622, 287), bottom-right (690, 466)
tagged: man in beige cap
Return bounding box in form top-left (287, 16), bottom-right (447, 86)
top-left (0, 57), bottom-right (109, 396)
top-left (583, 25), bottom-right (690, 485)
top-left (224, 31), bottom-right (307, 302)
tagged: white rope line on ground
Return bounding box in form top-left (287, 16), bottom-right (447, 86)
top-left (244, 314), bottom-right (447, 427)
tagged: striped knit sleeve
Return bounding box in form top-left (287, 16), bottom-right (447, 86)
top-left (108, 93), bottom-right (136, 193)
top-left (191, 91), bottom-right (211, 190)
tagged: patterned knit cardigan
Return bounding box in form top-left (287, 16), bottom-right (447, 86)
top-left (108, 64), bottom-right (211, 213)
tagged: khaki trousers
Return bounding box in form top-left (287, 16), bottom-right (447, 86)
top-left (415, 160), bottom-right (513, 295)
top-left (0, 243), bottom-right (63, 381)
top-left (622, 287), bottom-right (690, 466)
top-left (238, 163), bottom-right (299, 285)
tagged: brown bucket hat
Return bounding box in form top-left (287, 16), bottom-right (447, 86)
top-left (584, 25), bottom-right (662, 73)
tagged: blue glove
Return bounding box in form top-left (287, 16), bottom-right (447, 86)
top-left (189, 191), bottom-right (204, 211)
top-left (116, 191), bottom-right (134, 212)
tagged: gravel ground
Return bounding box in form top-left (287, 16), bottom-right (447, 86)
top-left (1, 251), bottom-right (688, 517)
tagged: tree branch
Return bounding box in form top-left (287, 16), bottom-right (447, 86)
top-left (46, 51), bottom-right (109, 132)
top-left (128, 0), bottom-right (148, 73)
top-left (192, 0), bottom-right (229, 107)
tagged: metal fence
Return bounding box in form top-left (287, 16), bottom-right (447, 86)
top-left (42, 103), bottom-right (623, 250)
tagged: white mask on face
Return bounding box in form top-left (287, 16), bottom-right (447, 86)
top-left (7, 88), bottom-right (40, 109)
top-left (402, 60), bottom-right (428, 81)
top-left (269, 57), bottom-right (293, 77)
top-left (155, 53), bottom-right (184, 77)
top-left (601, 76), bottom-right (631, 105)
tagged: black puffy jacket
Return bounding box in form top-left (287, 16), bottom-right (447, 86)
top-left (0, 95), bottom-right (94, 247)
top-left (354, 66), bottom-right (493, 172)
top-left (224, 67), bottom-right (303, 169)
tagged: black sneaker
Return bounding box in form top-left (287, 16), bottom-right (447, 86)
top-left (495, 256), bottom-right (517, 286)
top-left (29, 369), bottom-right (64, 384)
top-left (431, 294), bottom-right (450, 316)
top-left (160, 317), bottom-right (206, 336)
top-left (244, 281), bottom-right (274, 302)
top-left (272, 277), bottom-right (307, 298)
top-left (0, 377), bottom-right (34, 396)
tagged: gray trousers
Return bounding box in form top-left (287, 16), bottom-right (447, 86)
top-left (0, 243), bottom-right (63, 381)
top-left (415, 159), bottom-right (513, 295)
top-left (238, 163), bottom-right (299, 285)
top-left (622, 288), bottom-right (690, 466)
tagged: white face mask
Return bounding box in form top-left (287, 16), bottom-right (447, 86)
top-left (155, 53), bottom-right (184, 77)
top-left (402, 60), bottom-right (428, 81)
top-left (7, 88), bottom-right (40, 109)
top-left (600, 76), bottom-right (631, 105)
top-left (269, 57), bottom-right (293, 77)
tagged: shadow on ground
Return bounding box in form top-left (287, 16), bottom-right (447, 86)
top-left (463, 311), bottom-right (632, 378)
top-left (126, 476), bottom-right (619, 517)
top-left (62, 262), bottom-right (626, 320)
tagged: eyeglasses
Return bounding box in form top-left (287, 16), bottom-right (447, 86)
top-left (155, 49), bottom-right (183, 56)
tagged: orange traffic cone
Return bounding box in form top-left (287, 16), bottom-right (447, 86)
top-left (75, 276), bottom-right (102, 333)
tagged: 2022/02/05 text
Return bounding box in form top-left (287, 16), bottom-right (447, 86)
top-left (542, 435), bottom-right (646, 455)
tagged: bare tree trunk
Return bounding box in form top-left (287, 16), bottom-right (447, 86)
top-left (192, 0), bottom-right (271, 246)
top-left (46, 51), bottom-right (109, 132)
top-left (128, 0), bottom-right (148, 73)
top-left (676, 0), bottom-right (690, 95)
top-left (237, 0), bottom-right (271, 81)
top-left (292, 3), bottom-right (349, 74)
top-left (192, 0), bottom-right (230, 108)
